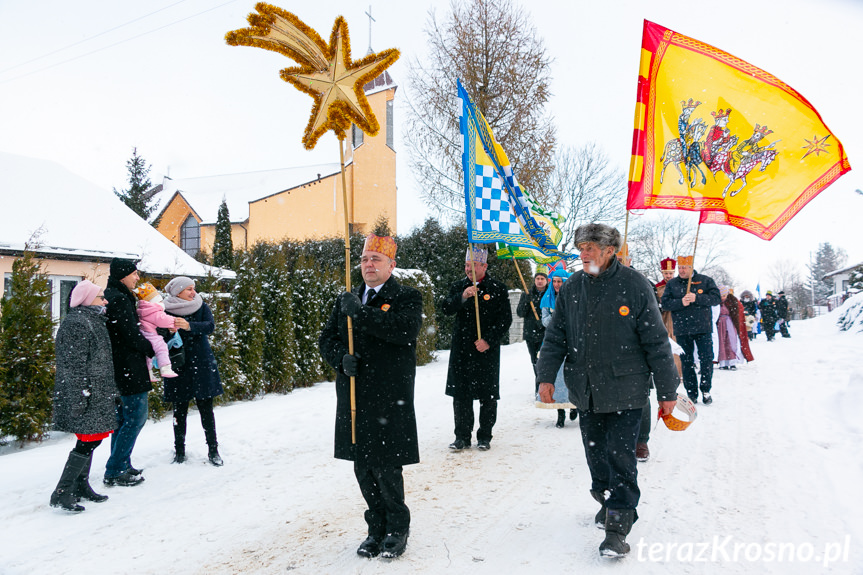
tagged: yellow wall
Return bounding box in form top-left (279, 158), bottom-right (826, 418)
top-left (153, 87), bottom-right (396, 248)
top-left (0, 256), bottom-right (109, 286)
top-left (155, 193), bottom-right (198, 248)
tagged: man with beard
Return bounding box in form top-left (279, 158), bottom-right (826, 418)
top-left (537, 224), bottom-right (678, 558)
top-left (442, 245), bottom-right (512, 452)
top-left (319, 234), bottom-right (423, 559)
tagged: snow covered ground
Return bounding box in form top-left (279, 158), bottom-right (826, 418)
top-left (1, 310), bottom-right (862, 575)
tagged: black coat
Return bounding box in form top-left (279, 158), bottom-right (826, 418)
top-left (660, 271), bottom-right (722, 336)
top-left (741, 299), bottom-right (759, 317)
top-left (164, 301), bottom-right (223, 403)
top-left (517, 286), bottom-right (546, 343)
top-left (760, 298), bottom-right (778, 322)
top-left (104, 276), bottom-right (153, 396)
top-left (319, 275), bottom-right (423, 468)
top-left (775, 297), bottom-right (789, 320)
top-left (442, 274), bottom-right (513, 400)
top-left (52, 306), bottom-right (119, 434)
top-left (535, 258), bottom-right (679, 413)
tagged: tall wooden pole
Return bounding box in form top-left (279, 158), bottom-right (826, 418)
top-left (339, 139), bottom-right (357, 444)
top-left (511, 254), bottom-right (539, 320)
top-left (468, 244), bottom-right (482, 340)
top-left (686, 221), bottom-right (702, 294)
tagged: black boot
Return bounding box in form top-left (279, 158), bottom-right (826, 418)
top-left (74, 452), bottom-right (108, 503)
top-left (208, 444), bottom-right (223, 466)
top-left (555, 410), bottom-right (566, 428)
top-left (172, 444), bottom-right (186, 464)
top-left (590, 489), bottom-right (607, 529)
top-left (569, 409), bottom-right (578, 421)
top-left (600, 509), bottom-right (637, 557)
top-left (50, 452), bottom-right (89, 512)
top-left (173, 416), bottom-right (186, 463)
top-left (381, 529), bottom-right (409, 558)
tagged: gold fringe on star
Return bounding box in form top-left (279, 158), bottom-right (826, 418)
top-left (226, 2), bottom-right (400, 150)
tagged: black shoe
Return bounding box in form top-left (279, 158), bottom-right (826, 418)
top-left (702, 393), bottom-right (713, 405)
top-left (448, 439), bottom-right (470, 450)
top-left (556, 411), bottom-right (566, 428)
top-left (208, 446), bottom-right (224, 467)
top-left (476, 440), bottom-right (491, 451)
top-left (126, 466), bottom-right (143, 476)
top-left (356, 536), bottom-right (382, 558)
top-left (569, 409), bottom-right (578, 421)
top-left (103, 471), bottom-right (145, 487)
top-left (688, 396), bottom-right (698, 404)
top-left (729, 365), bottom-right (737, 371)
top-left (172, 445), bottom-right (186, 464)
top-left (599, 509), bottom-right (636, 558)
top-left (381, 531), bottom-right (409, 558)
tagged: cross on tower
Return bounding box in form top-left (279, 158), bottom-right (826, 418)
top-left (364, 5), bottom-right (376, 55)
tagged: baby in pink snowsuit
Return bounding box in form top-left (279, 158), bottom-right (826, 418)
top-left (135, 283), bottom-right (178, 380)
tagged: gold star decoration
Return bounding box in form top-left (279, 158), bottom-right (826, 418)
top-left (226, 2), bottom-right (400, 150)
top-left (801, 134), bottom-right (831, 159)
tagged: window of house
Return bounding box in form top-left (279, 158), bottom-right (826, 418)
top-left (386, 100), bottom-right (394, 150)
top-left (181, 215), bottom-right (200, 256)
top-left (3, 272), bottom-right (11, 300)
top-left (352, 124), bottom-right (364, 148)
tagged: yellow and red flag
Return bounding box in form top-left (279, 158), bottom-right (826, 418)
top-left (627, 20), bottom-right (850, 240)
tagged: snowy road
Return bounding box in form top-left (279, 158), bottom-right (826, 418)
top-left (1, 313), bottom-right (861, 574)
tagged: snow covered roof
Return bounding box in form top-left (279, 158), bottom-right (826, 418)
top-left (0, 152), bottom-right (235, 279)
top-left (822, 261), bottom-right (863, 280)
top-left (150, 163), bottom-right (343, 225)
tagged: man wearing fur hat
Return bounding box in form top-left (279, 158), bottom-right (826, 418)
top-left (536, 224), bottom-right (678, 558)
top-left (442, 245), bottom-right (512, 452)
top-left (102, 258), bottom-right (154, 487)
top-left (660, 256), bottom-right (721, 404)
top-left (319, 233), bottom-right (423, 559)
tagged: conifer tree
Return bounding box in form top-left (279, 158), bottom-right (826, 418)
top-left (259, 253), bottom-right (297, 393)
top-left (0, 249), bottom-right (55, 443)
top-left (205, 290), bottom-right (243, 402)
top-left (113, 147), bottom-right (157, 221)
top-left (213, 199), bottom-right (234, 270)
top-left (231, 252), bottom-right (265, 398)
top-left (291, 255), bottom-right (341, 386)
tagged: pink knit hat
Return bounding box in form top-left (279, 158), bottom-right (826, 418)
top-left (69, 280), bottom-right (102, 308)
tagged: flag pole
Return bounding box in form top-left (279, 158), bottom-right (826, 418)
top-left (511, 254), bottom-right (539, 320)
top-left (339, 139), bottom-right (357, 445)
top-left (622, 209), bottom-right (630, 254)
top-left (686, 220), bottom-right (702, 294)
top-left (468, 244), bottom-right (483, 340)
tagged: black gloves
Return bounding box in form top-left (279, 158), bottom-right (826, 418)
top-left (342, 353), bottom-right (360, 377)
top-left (340, 292), bottom-right (363, 318)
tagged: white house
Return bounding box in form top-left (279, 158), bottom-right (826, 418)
top-left (823, 261), bottom-right (863, 310)
top-left (0, 152), bottom-right (234, 324)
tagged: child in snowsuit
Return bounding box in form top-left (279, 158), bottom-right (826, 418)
top-left (135, 283), bottom-right (178, 380)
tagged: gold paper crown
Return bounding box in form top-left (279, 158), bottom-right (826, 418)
top-left (677, 255), bottom-right (694, 266)
top-left (363, 233), bottom-right (397, 259)
top-left (135, 282), bottom-right (159, 302)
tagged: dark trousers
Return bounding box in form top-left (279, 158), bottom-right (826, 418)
top-left (526, 340), bottom-right (542, 385)
top-left (778, 319), bottom-right (790, 337)
top-left (676, 332), bottom-right (714, 400)
top-left (763, 320), bottom-right (776, 340)
top-left (453, 397), bottom-right (497, 443)
top-left (173, 397), bottom-right (217, 447)
top-left (638, 397), bottom-right (652, 443)
top-left (354, 462), bottom-right (410, 537)
top-left (72, 439), bottom-right (103, 456)
top-left (579, 407), bottom-right (642, 510)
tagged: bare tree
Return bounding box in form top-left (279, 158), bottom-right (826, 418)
top-left (404, 0), bottom-right (556, 219)
top-left (544, 142), bottom-right (627, 250)
top-left (626, 214), bottom-right (730, 283)
top-left (766, 259), bottom-right (803, 292)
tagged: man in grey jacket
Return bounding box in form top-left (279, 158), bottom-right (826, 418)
top-left (536, 224), bottom-right (678, 558)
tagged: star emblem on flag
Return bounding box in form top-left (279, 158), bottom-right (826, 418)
top-left (801, 134), bottom-right (831, 159)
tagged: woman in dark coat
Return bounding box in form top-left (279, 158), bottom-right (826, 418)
top-left (50, 280), bottom-right (118, 512)
top-left (162, 277), bottom-right (224, 466)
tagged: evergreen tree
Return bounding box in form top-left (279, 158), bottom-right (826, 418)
top-left (231, 251), bottom-right (266, 398)
top-left (0, 250), bottom-right (55, 443)
top-left (371, 214), bottom-right (393, 237)
top-left (807, 242), bottom-right (848, 305)
top-left (291, 255), bottom-right (341, 386)
top-left (256, 246), bottom-right (297, 393)
top-left (849, 267), bottom-right (863, 295)
top-left (205, 290), bottom-right (243, 403)
top-left (213, 199), bottom-right (234, 270)
top-left (113, 147), bottom-right (157, 221)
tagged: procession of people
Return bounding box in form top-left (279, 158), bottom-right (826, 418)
top-left (46, 231), bottom-right (774, 561)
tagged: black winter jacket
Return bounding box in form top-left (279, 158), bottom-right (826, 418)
top-left (104, 276), bottom-right (154, 396)
top-left (660, 271), bottom-right (721, 336)
top-left (517, 286), bottom-right (547, 343)
top-left (535, 258), bottom-right (678, 413)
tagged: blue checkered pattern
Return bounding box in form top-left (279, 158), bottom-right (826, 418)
top-left (474, 165), bottom-right (520, 234)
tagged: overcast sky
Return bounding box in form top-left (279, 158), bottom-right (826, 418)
top-left (1, 0), bottom-right (861, 291)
